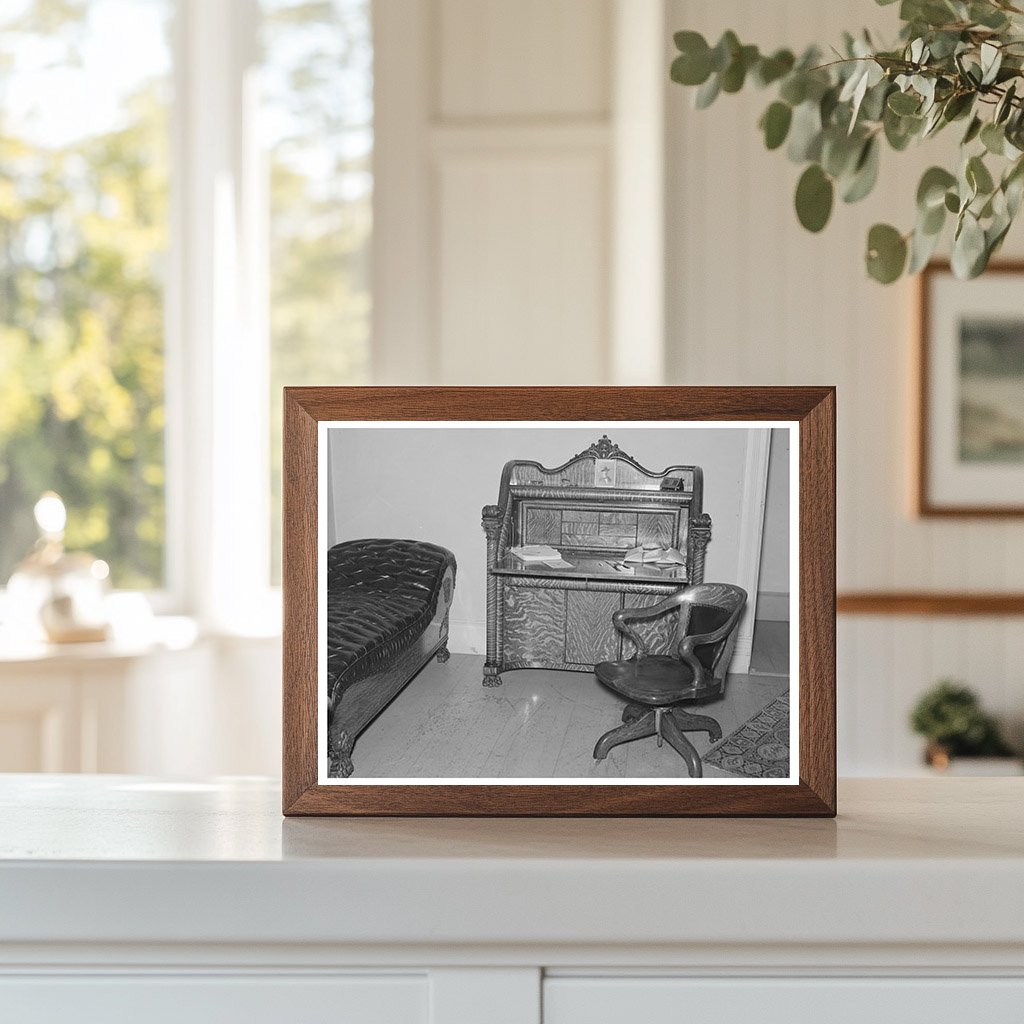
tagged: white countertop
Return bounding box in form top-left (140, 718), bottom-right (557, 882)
top-left (1, 775), bottom-right (1023, 954)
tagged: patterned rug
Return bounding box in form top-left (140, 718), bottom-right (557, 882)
top-left (703, 692), bottom-right (790, 779)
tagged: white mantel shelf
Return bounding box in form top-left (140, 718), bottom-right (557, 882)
top-left (0, 775), bottom-right (1022, 956)
top-left (3, 776), bottom-right (1024, 1023)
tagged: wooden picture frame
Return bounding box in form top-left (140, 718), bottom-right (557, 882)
top-left (916, 260), bottom-right (1024, 517)
top-left (283, 387), bottom-right (836, 817)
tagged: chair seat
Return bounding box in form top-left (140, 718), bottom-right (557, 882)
top-left (594, 656), bottom-right (717, 706)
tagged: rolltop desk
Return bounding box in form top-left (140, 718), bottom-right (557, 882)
top-left (480, 436), bottom-right (712, 686)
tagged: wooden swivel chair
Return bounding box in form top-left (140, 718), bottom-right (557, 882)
top-left (592, 583), bottom-right (747, 778)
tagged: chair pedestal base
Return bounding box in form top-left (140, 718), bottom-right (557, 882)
top-left (594, 706), bottom-right (721, 779)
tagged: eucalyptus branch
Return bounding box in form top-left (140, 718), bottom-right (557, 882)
top-left (670, 0), bottom-right (1024, 283)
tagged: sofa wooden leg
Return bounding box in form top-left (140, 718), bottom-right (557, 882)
top-left (436, 645), bottom-right (450, 664)
top-left (327, 721), bottom-right (355, 779)
top-left (482, 664), bottom-right (502, 687)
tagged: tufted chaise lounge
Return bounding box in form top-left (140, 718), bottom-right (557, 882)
top-left (326, 538), bottom-right (456, 778)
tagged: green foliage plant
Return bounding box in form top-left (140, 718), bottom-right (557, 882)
top-left (909, 679), bottom-right (1015, 756)
top-left (671, 0), bottom-right (1024, 283)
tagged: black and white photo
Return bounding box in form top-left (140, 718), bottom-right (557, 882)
top-left (318, 422), bottom-right (797, 785)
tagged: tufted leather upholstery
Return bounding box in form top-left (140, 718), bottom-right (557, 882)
top-left (326, 539), bottom-right (457, 706)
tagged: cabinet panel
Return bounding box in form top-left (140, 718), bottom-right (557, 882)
top-left (545, 977), bottom-right (1024, 1024)
top-left (1, 975), bottom-right (427, 1024)
top-left (565, 591), bottom-right (621, 665)
top-left (503, 587), bottom-right (565, 664)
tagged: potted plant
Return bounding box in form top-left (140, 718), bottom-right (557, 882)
top-left (909, 680), bottom-right (1020, 773)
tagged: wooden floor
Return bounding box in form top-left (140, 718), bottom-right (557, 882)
top-left (750, 619), bottom-right (789, 677)
top-left (351, 653), bottom-right (789, 780)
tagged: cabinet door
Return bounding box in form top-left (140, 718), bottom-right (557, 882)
top-left (503, 587), bottom-right (565, 665)
top-left (545, 977), bottom-right (1024, 1024)
top-left (564, 591), bottom-right (620, 666)
top-left (1, 974), bottom-right (427, 1024)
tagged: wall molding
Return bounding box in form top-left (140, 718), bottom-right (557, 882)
top-left (731, 430), bottom-right (772, 673)
top-left (755, 590), bottom-right (790, 623)
top-left (837, 592), bottom-right (1024, 616)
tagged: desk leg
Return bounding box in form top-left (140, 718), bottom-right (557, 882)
top-left (483, 573), bottom-right (503, 686)
top-left (482, 507), bottom-right (503, 686)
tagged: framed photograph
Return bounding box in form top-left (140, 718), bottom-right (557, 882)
top-left (917, 261), bottom-right (1024, 516)
top-left (283, 387), bottom-right (836, 816)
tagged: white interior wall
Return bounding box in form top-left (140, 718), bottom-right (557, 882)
top-left (758, 428), bottom-right (790, 622)
top-left (665, 0), bottom-right (1024, 772)
top-left (374, 0), bottom-right (617, 385)
top-left (328, 426), bottom-right (787, 661)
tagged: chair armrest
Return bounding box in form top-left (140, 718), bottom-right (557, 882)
top-left (611, 591), bottom-right (687, 659)
top-left (676, 602), bottom-right (746, 675)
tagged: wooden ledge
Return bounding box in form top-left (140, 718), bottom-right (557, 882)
top-left (837, 592), bottom-right (1024, 616)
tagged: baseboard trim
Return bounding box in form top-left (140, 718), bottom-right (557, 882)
top-left (755, 591), bottom-right (790, 622)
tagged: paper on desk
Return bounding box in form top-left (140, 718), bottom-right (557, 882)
top-left (622, 546), bottom-right (686, 565)
top-left (510, 544), bottom-right (563, 562)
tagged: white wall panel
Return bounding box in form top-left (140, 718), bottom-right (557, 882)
top-left (374, 0), bottom-right (625, 385)
top-left (438, 0), bottom-right (610, 120)
top-left (665, 0), bottom-right (1024, 773)
top-left (437, 151), bottom-right (608, 384)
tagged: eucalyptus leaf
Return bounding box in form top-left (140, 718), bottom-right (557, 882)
top-left (996, 82), bottom-right (1017, 124)
top-left (795, 164), bottom-right (834, 232)
top-left (967, 154), bottom-right (995, 195)
top-left (921, 200), bottom-right (946, 235)
top-left (866, 223), bottom-right (908, 283)
top-left (917, 166), bottom-right (957, 210)
top-left (962, 115), bottom-right (983, 145)
top-left (888, 90), bottom-right (921, 115)
top-left (908, 221), bottom-right (942, 273)
top-left (754, 49), bottom-right (795, 87)
top-left (671, 48), bottom-right (712, 87)
top-left (980, 41), bottom-right (1002, 86)
top-left (710, 31), bottom-right (740, 73)
top-left (822, 128), bottom-right (863, 178)
top-left (942, 91), bottom-right (974, 122)
top-left (779, 73), bottom-right (807, 106)
top-left (981, 121), bottom-right (1005, 155)
top-left (787, 101), bottom-right (823, 162)
top-left (721, 44), bottom-right (759, 93)
top-left (842, 137), bottom-right (880, 203)
top-left (951, 211), bottom-right (986, 278)
top-left (884, 106), bottom-right (922, 150)
top-left (760, 101), bottom-right (793, 150)
top-left (694, 73), bottom-right (721, 109)
top-left (970, 2), bottom-right (1009, 29)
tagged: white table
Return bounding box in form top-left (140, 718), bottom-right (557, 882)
top-left (1, 775), bottom-right (1023, 1022)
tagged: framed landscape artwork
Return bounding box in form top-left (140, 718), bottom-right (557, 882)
top-left (282, 387), bottom-right (836, 817)
top-left (917, 262), bottom-right (1024, 516)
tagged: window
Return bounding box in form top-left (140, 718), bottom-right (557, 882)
top-left (0, 0), bottom-right (374, 619)
top-left (261, 0), bottom-right (372, 582)
top-left (0, 0), bottom-right (172, 589)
